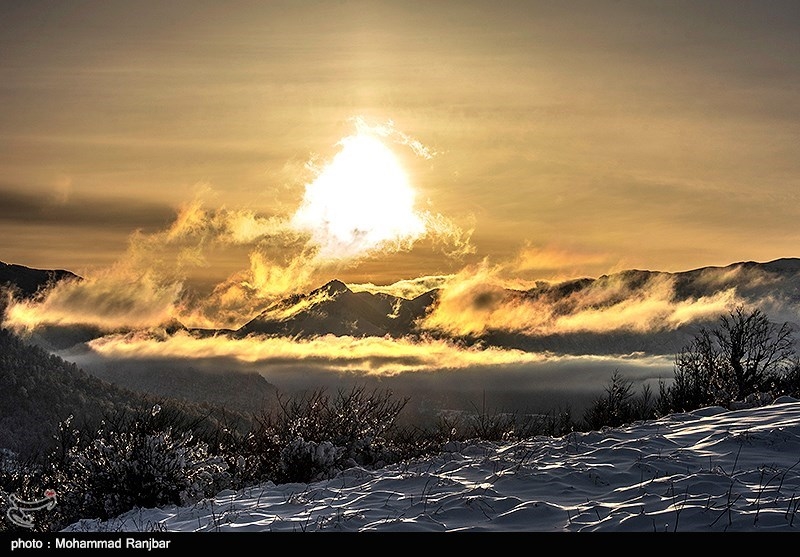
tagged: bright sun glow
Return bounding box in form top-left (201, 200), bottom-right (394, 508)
top-left (291, 131), bottom-right (427, 260)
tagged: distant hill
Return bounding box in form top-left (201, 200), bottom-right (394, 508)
top-left (234, 258), bottom-right (800, 355)
top-left (236, 279), bottom-right (435, 339)
top-left (0, 261), bottom-right (79, 300)
top-left (0, 327), bottom-right (154, 457)
top-left (477, 258), bottom-right (800, 355)
top-left (0, 329), bottom-right (261, 458)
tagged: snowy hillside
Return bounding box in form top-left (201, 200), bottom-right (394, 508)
top-left (65, 397), bottom-right (800, 533)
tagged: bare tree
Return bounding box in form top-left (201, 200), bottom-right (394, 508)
top-left (668, 306), bottom-right (796, 408)
top-left (716, 306), bottom-right (795, 397)
top-left (667, 328), bottom-right (727, 411)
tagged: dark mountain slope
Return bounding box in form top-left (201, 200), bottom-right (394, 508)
top-left (236, 279), bottom-right (434, 338)
top-left (0, 327), bottom-right (149, 457)
top-left (0, 261), bottom-right (79, 300)
top-left (0, 329), bottom-right (259, 458)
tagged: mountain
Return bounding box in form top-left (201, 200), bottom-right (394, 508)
top-left (0, 261), bottom-right (98, 351)
top-left (236, 278), bottom-right (435, 339)
top-left (0, 326), bottom-right (287, 460)
top-left (0, 261), bottom-right (79, 300)
top-left (0, 328), bottom-right (255, 458)
top-left (4, 257), bottom-right (800, 358)
top-left (234, 258), bottom-right (800, 356)
top-left (466, 259), bottom-right (800, 355)
top-left (518, 258), bottom-right (800, 316)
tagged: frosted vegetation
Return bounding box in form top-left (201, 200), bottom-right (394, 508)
top-left (1, 305), bottom-right (799, 532)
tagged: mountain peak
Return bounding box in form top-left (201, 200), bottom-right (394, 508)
top-left (318, 279), bottom-right (350, 296)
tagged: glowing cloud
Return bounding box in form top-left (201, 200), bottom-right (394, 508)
top-left (85, 330), bottom-right (549, 376)
top-left (1, 199), bottom-right (306, 332)
top-left (419, 259), bottom-right (745, 337)
top-left (4, 271), bottom-right (183, 332)
top-left (349, 275), bottom-right (455, 300)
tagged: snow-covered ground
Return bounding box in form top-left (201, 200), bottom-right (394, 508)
top-left (64, 397), bottom-right (800, 533)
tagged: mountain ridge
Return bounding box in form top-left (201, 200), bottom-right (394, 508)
top-left (237, 257), bottom-right (800, 345)
top-left (235, 277), bottom-right (436, 339)
top-left (0, 328), bottom-right (262, 458)
top-left (0, 260), bottom-right (80, 301)
top-left (3, 257), bottom-right (799, 353)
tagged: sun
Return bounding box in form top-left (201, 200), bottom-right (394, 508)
top-left (291, 129), bottom-right (427, 261)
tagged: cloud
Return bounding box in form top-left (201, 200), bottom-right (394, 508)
top-left (84, 330), bottom-right (549, 376)
top-left (184, 250), bottom-right (322, 329)
top-left (687, 263), bottom-right (800, 327)
top-left (1, 198), bottom-right (305, 331)
top-left (0, 187), bottom-right (175, 231)
top-left (349, 275), bottom-right (455, 300)
top-left (509, 243), bottom-right (613, 282)
top-left (418, 258), bottom-right (745, 337)
top-left (64, 329), bottom-right (677, 416)
top-left (4, 270), bottom-right (183, 332)
top-left (352, 116), bottom-right (438, 160)
top-left (551, 283), bottom-right (740, 334)
top-left (418, 211), bottom-right (476, 259)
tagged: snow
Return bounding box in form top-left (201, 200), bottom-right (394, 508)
top-left (64, 396), bottom-right (800, 533)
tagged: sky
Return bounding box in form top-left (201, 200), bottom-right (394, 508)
top-left (56, 395), bottom-right (800, 533)
top-left (2, 0), bottom-right (799, 292)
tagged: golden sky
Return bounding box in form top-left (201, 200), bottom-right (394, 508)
top-left (2, 0), bottom-right (799, 294)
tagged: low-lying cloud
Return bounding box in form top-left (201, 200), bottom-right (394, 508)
top-left (85, 330), bottom-right (550, 376)
top-left (419, 258), bottom-right (744, 337)
top-left (4, 267), bottom-right (183, 332)
top-left (64, 330), bottom-right (677, 415)
top-left (349, 275), bottom-right (455, 300)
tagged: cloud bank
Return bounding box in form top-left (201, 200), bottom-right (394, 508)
top-left (419, 258), bottom-right (744, 337)
top-left (85, 330), bottom-right (550, 376)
